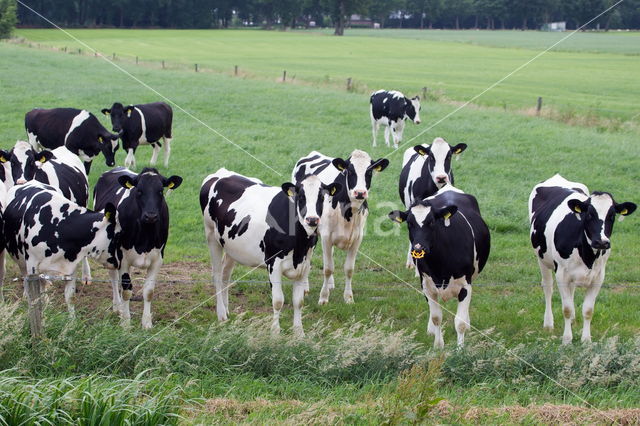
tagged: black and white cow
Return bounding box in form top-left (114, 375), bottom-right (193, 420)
top-left (529, 174), bottom-right (636, 344)
top-left (292, 150), bottom-right (389, 305)
top-left (370, 90), bottom-right (421, 148)
top-left (25, 107), bottom-right (120, 173)
top-left (0, 141), bottom-right (93, 285)
top-left (3, 181), bottom-right (118, 316)
top-left (93, 167), bottom-right (182, 329)
top-left (200, 168), bottom-right (340, 336)
top-left (102, 102), bottom-right (173, 169)
top-left (399, 137), bottom-right (467, 268)
top-left (389, 185), bottom-right (490, 348)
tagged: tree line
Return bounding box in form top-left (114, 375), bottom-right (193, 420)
top-left (13, 0), bottom-right (640, 36)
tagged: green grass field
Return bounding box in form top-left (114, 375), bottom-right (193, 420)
top-left (1, 29), bottom-right (640, 423)
top-left (16, 28), bottom-right (640, 121)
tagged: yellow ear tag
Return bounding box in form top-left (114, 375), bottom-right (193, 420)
top-left (574, 206), bottom-right (582, 213)
top-left (98, 136), bottom-right (103, 143)
top-left (168, 182), bottom-right (175, 189)
top-left (443, 211), bottom-right (452, 220)
top-left (105, 111), bottom-right (110, 116)
top-left (125, 181), bottom-right (134, 189)
top-left (330, 186), bottom-right (337, 195)
top-left (621, 208), bottom-right (628, 215)
top-left (287, 189), bottom-right (294, 197)
top-left (374, 165), bottom-right (382, 172)
top-left (0, 156), bottom-right (6, 163)
top-left (455, 148), bottom-right (462, 154)
top-left (39, 156), bottom-right (47, 163)
top-left (394, 216), bottom-right (403, 223)
top-left (104, 211), bottom-right (111, 220)
top-left (418, 149), bottom-right (427, 156)
top-left (127, 109), bottom-right (132, 118)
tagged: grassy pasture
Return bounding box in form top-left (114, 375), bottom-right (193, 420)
top-left (0, 30), bottom-right (640, 422)
top-left (16, 28), bottom-right (640, 122)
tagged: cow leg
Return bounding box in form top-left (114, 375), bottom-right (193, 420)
top-left (125, 148), bottom-right (136, 169)
top-left (384, 125), bottom-right (391, 147)
top-left (343, 242), bottom-right (360, 304)
top-left (318, 241), bottom-right (334, 305)
top-left (269, 265), bottom-right (285, 335)
top-left (207, 235), bottom-right (227, 321)
top-left (63, 276), bottom-right (77, 319)
top-left (141, 258), bottom-right (162, 329)
top-left (109, 268), bottom-right (122, 313)
top-left (120, 268), bottom-right (133, 327)
top-left (423, 279), bottom-right (444, 348)
top-left (454, 284), bottom-right (472, 347)
top-left (394, 120), bottom-right (405, 148)
top-left (150, 144), bottom-right (161, 166)
top-left (406, 242), bottom-right (415, 269)
top-left (371, 120), bottom-right (379, 147)
top-left (221, 254), bottom-right (236, 315)
top-left (81, 257), bottom-right (92, 285)
top-left (581, 272), bottom-right (604, 344)
top-left (292, 281), bottom-right (305, 337)
top-left (556, 272), bottom-right (575, 345)
top-left (0, 250), bottom-right (5, 302)
top-left (539, 259), bottom-right (554, 330)
top-left (163, 137), bottom-right (172, 167)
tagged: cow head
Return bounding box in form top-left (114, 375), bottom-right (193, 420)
top-left (102, 102), bottom-right (132, 135)
top-left (1, 141), bottom-right (54, 187)
top-left (567, 193), bottom-right (636, 250)
top-left (414, 138), bottom-right (467, 189)
top-left (405, 96), bottom-right (422, 124)
top-left (118, 168), bottom-right (183, 224)
top-left (389, 200), bottom-right (458, 259)
top-left (281, 175), bottom-right (341, 236)
top-left (331, 150), bottom-right (389, 206)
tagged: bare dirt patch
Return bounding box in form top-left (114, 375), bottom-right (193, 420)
top-left (461, 403), bottom-right (640, 424)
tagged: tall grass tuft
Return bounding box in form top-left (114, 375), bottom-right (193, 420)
top-left (0, 373), bottom-right (188, 425)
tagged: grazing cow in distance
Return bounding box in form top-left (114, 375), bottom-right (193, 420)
top-left (3, 181), bottom-right (118, 316)
top-left (94, 167), bottom-right (182, 329)
top-left (200, 168), bottom-right (340, 336)
top-left (529, 174), bottom-right (636, 344)
top-left (25, 107), bottom-right (120, 173)
top-left (399, 137), bottom-right (467, 268)
top-left (389, 185), bottom-right (490, 348)
top-left (370, 90), bottom-right (421, 148)
top-left (292, 150), bottom-right (389, 304)
top-left (102, 102), bottom-right (173, 169)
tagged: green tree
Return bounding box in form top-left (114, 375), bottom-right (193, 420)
top-left (322, 0), bottom-right (369, 35)
top-left (0, 0), bottom-right (17, 39)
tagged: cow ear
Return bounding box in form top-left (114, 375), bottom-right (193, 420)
top-left (332, 158), bottom-right (348, 172)
top-left (118, 175), bottom-right (136, 189)
top-left (0, 149), bottom-right (10, 163)
top-left (413, 144), bottom-right (429, 157)
top-left (615, 202), bottom-right (636, 217)
top-left (281, 182), bottom-right (296, 197)
top-left (325, 182), bottom-right (342, 197)
top-left (413, 95), bottom-right (420, 101)
top-left (101, 108), bottom-right (111, 116)
top-left (452, 143), bottom-right (467, 155)
top-left (103, 202), bottom-right (117, 224)
top-left (36, 151), bottom-right (54, 164)
top-left (567, 199), bottom-right (587, 214)
top-left (164, 175), bottom-right (183, 190)
top-left (388, 210), bottom-right (408, 224)
top-left (434, 205), bottom-right (458, 221)
top-left (369, 158), bottom-right (390, 173)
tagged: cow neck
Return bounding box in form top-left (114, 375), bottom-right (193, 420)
top-left (292, 219), bottom-right (318, 270)
top-left (330, 172), bottom-right (368, 221)
top-left (576, 230), bottom-right (604, 269)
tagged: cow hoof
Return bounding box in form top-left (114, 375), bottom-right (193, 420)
top-left (120, 319), bottom-right (131, 329)
top-left (217, 314), bottom-right (228, 322)
top-left (293, 327), bottom-right (305, 338)
top-left (142, 322), bottom-right (153, 330)
top-left (82, 277), bottom-right (92, 285)
top-left (562, 336), bottom-right (572, 345)
top-left (344, 296), bottom-right (354, 304)
top-left (581, 336), bottom-right (592, 344)
top-left (303, 289), bottom-right (309, 296)
top-left (543, 325), bottom-right (554, 332)
top-left (271, 325), bottom-right (281, 336)
top-left (318, 297), bottom-right (329, 306)
top-left (405, 262), bottom-right (414, 269)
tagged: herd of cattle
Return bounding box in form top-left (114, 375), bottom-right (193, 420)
top-left (0, 89), bottom-right (636, 348)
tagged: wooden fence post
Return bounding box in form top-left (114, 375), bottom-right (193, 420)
top-left (536, 97), bottom-right (543, 115)
top-left (25, 275), bottom-right (44, 338)
top-left (422, 86), bottom-right (428, 100)
top-left (78, 48), bottom-right (82, 55)
top-left (282, 70), bottom-right (286, 82)
top-left (347, 77), bottom-right (352, 91)
top-left (112, 53), bottom-right (116, 60)
top-left (162, 60), bottom-right (165, 69)
top-left (195, 63), bottom-right (199, 72)
top-left (136, 56), bottom-right (139, 65)
top-left (63, 46), bottom-right (67, 52)
top-left (234, 65), bottom-right (238, 76)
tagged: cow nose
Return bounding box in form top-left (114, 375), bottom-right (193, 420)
top-left (143, 213), bottom-right (159, 223)
top-left (305, 217), bottom-right (319, 227)
top-left (593, 240), bottom-right (610, 250)
top-left (436, 175), bottom-right (448, 184)
top-left (415, 119), bottom-right (421, 124)
top-left (16, 178), bottom-right (27, 185)
top-left (413, 243), bottom-right (422, 250)
top-left (107, 160), bottom-right (115, 167)
top-left (354, 190), bottom-right (367, 200)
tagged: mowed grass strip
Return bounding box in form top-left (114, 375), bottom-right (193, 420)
top-left (15, 28), bottom-right (640, 120)
top-left (0, 42), bottom-right (638, 345)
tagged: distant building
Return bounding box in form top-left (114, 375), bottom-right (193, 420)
top-left (349, 14), bottom-right (373, 28)
top-left (541, 21), bottom-right (566, 32)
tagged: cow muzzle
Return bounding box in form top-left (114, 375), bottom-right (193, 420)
top-left (16, 178), bottom-right (27, 185)
top-left (591, 240), bottom-right (610, 250)
top-left (305, 217), bottom-right (319, 227)
top-left (414, 119), bottom-right (421, 125)
top-left (353, 190), bottom-right (368, 200)
top-left (142, 212), bottom-right (159, 224)
top-left (411, 244), bottom-right (426, 259)
top-left (435, 175), bottom-right (448, 185)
